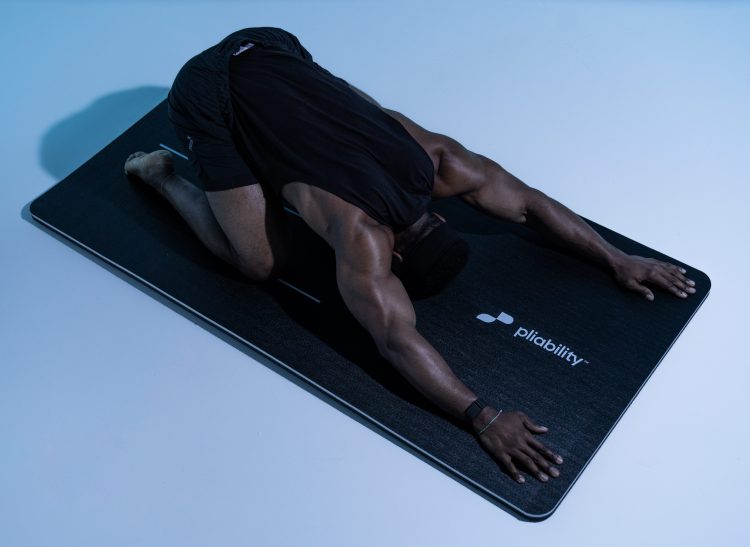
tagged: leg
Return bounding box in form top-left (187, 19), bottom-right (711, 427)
top-left (204, 182), bottom-right (291, 281)
top-left (124, 150), bottom-right (290, 281)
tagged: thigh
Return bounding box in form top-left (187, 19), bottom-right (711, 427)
top-left (205, 183), bottom-right (289, 279)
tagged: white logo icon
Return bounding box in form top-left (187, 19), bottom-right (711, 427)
top-left (476, 312), bottom-right (514, 324)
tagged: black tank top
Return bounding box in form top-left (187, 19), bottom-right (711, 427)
top-left (168, 27), bottom-right (435, 232)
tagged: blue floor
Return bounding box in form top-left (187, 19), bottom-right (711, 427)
top-left (2, 1), bottom-right (748, 545)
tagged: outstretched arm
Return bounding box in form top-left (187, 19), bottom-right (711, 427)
top-left (439, 137), bottom-right (697, 301)
top-left (332, 218), bottom-right (563, 483)
top-left (334, 220), bottom-right (479, 422)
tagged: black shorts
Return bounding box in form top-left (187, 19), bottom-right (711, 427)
top-left (167, 27), bottom-right (434, 231)
top-left (166, 27), bottom-right (315, 193)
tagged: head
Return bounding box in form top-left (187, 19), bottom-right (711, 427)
top-left (391, 212), bottom-right (470, 299)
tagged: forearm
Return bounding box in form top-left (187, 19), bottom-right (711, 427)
top-left (380, 326), bottom-right (486, 429)
top-left (482, 159), bottom-right (627, 272)
top-left (526, 189), bottom-right (627, 272)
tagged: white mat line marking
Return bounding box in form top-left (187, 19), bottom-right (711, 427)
top-left (276, 278), bottom-right (321, 303)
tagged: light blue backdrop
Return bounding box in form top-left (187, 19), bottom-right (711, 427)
top-left (2, 1), bottom-right (747, 545)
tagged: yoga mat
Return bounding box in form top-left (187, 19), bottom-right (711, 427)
top-left (29, 99), bottom-right (711, 520)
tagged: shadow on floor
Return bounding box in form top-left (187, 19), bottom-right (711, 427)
top-left (39, 85), bottom-right (169, 182)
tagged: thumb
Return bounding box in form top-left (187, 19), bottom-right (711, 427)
top-left (627, 278), bottom-right (654, 301)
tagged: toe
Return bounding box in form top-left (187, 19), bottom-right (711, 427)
top-left (124, 151), bottom-right (147, 172)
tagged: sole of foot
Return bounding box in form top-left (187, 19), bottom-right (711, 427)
top-left (124, 149), bottom-right (175, 193)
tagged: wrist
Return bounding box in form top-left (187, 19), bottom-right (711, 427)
top-left (605, 246), bottom-right (628, 274)
top-left (471, 405), bottom-right (500, 434)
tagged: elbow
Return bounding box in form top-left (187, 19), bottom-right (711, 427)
top-left (376, 322), bottom-right (415, 361)
top-left (521, 188), bottom-right (548, 224)
top-left (376, 326), bottom-right (400, 361)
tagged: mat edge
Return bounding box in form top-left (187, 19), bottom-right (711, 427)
top-left (29, 208), bottom-right (545, 520)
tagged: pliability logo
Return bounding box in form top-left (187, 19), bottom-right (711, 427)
top-left (476, 311), bottom-right (589, 367)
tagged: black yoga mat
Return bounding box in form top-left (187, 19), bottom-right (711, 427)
top-left (29, 99), bottom-right (711, 520)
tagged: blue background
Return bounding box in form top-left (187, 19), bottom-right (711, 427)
top-left (2, 0), bottom-right (748, 545)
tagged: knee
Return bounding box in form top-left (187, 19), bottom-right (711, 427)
top-left (233, 243), bottom-right (293, 281)
top-left (234, 253), bottom-right (276, 282)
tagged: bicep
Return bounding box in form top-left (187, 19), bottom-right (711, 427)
top-left (457, 152), bottom-right (540, 223)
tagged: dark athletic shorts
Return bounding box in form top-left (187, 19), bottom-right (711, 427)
top-left (167, 28), bottom-right (316, 193)
top-left (167, 27), bottom-right (434, 231)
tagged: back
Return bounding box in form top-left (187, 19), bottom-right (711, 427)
top-left (228, 42), bottom-right (435, 232)
top-left (168, 26), bottom-right (435, 232)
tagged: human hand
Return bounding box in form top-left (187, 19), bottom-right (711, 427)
top-left (612, 254), bottom-right (696, 301)
top-left (473, 407), bottom-right (563, 484)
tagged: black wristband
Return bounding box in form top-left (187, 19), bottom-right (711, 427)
top-left (464, 397), bottom-right (488, 422)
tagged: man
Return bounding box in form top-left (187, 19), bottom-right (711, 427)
top-left (124, 27), bottom-right (697, 485)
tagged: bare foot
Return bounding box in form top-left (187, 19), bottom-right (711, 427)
top-left (124, 149), bottom-right (175, 194)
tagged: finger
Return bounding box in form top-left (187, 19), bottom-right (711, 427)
top-left (500, 453), bottom-right (525, 484)
top-left (669, 263), bottom-right (688, 276)
top-left (668, 268), bottom-right (695, 294)
top-left (527, 435), bottom-right (564, 465)
top-left (522, 415), bottom-right (549, 434)
top-left (654, 271), bottom-right (690, 298)
top-left (664, 269), bottom-right (696, 294)
top-left (521, 444), bottom-right (559, 478)
top-left (513, 449), bottom-right (547, 482)
top-left (663, 263), bottom-right (696, 287)
top-left (626, 278), bottom-right (654, 301)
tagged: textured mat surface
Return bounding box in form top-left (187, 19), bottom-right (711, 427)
top-left (29, 100), bottom-right (710, 520)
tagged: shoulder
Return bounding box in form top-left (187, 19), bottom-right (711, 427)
top-left (289, 200), bottom-right (395, 280)
top-left (324, 202), bottom-right (395, 279)
top-left (286, 182), bottom-right (395, 255)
